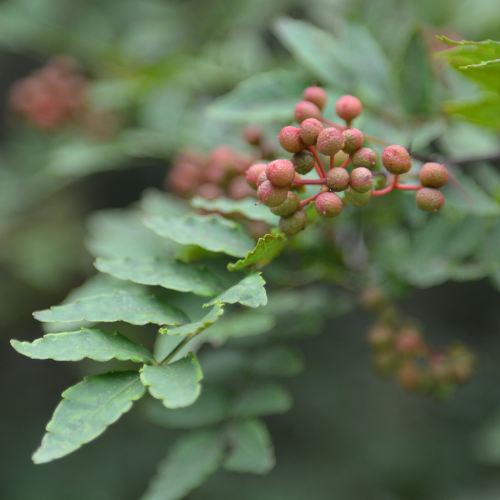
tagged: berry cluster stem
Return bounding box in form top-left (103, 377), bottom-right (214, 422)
top-left (308, 146), bottom-right (327, 178)
top-left (293, 178), bottom-right (327, 186)
top-left (372, 174), bottom-right (421, 196)
top-left (299, 192), bottom-right (321, 208)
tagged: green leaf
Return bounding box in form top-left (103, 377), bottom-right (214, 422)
top-left (251, 346), bottom-right (305, 378)
top-left (159, 305), bottom-right (224, 336)
top-left (140, 354), bottom-right (203, 408)
top-left (33, 291), bottom-right (189, 326)
top-left (140, 430), bottom-right (225, 500)
top-left (231, 382), bottom-right (293, 418)
top-left (143, 387), bottom-right (229, 429)
top-left (207, 69), bottom-right (309, 122)
top-left (144, 214), bottom-right (255, 258)
top-left (443, 94), bottom-right (500, 129)
top-left (10, 328), bottom-right (155, 364)
top-left (140, 188), bottom-right (191, 218)
top-left (95, 257), bottom-right (224, 297)
top-left (190, 196), bottom-right (279, 225)
top-left (204, 273), bottom-right (267, 309)
top-left (228, 234), bottom-right (286, 271)
top-left (224, 419), bottom-right (275, 474)
top-left (32, 371), bottom-right (146, 464)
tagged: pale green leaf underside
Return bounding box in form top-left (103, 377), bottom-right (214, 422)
top-left (11, 328), bottom-right (155, 364)
top-left (140, 354), bottom-right (203, 408)
top-left (140, 430), bottom-right (225, 500)
top-left (95, 256), bottom-right (223, 297)
top-left (32, 371), bottom-right (146, 464)
top-left (228, 234), bottom-right (286, 271)
top-left (160, 304), bottom-right (224, 336)
top-left (231, 382), bottom-right (293, 418)
top-left (204, 273), bottom-right (267, 308)
top-left (33, 291), bottom-right (189, 326)
top-left (143, 214), bottom-right (255, 258)
top-left (224, 419), bottom-right (275, 474)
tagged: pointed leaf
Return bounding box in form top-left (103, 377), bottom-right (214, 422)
top-left (95, 257), bottom-right (224, 297)
top-left (231, 382), bottom-right (293, 418)
top-left (224, 419), bottom-right (275, 474)
top-left (140, 430), bottom-right (225, 500)
top-left (159, 305), bottom-right (224, 336)
top-left (33, 291), bottom-right (189, 326)
top-left (32, 371), bottom-right (146, 464)
top-left (140, 354), bottom-right (203, 408)
top-left (11, 329), bottom-right (155, 364)
top-left (204, 273), bottom-right (267, 309)
top-left (228, 234), bottom-right (286, 271)
top-left (143, 214), bottom-right (255, 258)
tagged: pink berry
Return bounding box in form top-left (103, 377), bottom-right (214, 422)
top-left (245, 163), bottom-right (267, 189)
top-left (316, 127), bottom-right (344, 156)
top-left (299, 118), bottom-right (323, 146)
top-left (335, 95), bottom-right (363, 123)
top-left (415, 187), bottom-right (445, 212)
top-left (266, 159), bottom-right (296, 187)
top-left (350, 167), bottom-right (373, 193)
top-left (278, 126), bottom-right (305, 153)
top-left (294, 100), bottom-right (322, 123)
top-left (342, 128), bottom-right (364, 155)
top-left (351, 147), bottom-right (377, 170)
top-left (257, 180), bottom-right (289, 207)
top-left (382, 145), bottom-right (412, 175)
top-left (419, 162), bottom-right (449, 188)
top-left (302, 86), bottom-right (327, 110)
top-left (326, 167), bottom-right (350, 191)
top-left (314, 192), bottom-right (343, 218)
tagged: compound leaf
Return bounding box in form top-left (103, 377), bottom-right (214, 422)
top-left (228, 234), bottom-right (286, 271)
top-left (32, 371), bottom-right (146, 464)
top-left (204, 273), bottom-right (267, 309)
top-left (10, 328), bottom-right (155, 364)
top-left (159, 304), bottom-right (224, 336)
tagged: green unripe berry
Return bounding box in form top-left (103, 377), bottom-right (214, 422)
top-left (342, 128), bottom-right (364, 155)
top-left (336, 95), bottom-right (363, 123)
top-left (345, 186), bottom-right (371, 207)
top-left (294, 101), bottom-right (322, 123)
top-left (302, 85), bottom-right (327, 110)
top-left (245, 163), bottom-right (267, 189)
top-left (279, 209), bottom-right (308, 236)
top-left (415, 187), bottom-right (445, 212)
top-left (314, 192), bottom-right (343, 218)
top-left (419, 162), bottom-right (449, 188)
top-left (382, 145), bottom-right (412, 175)
top-left (271, 191), bottom-right (301, 216)
top-left (266, 159), bottom-right (295, 187)
top-left (316, 127), bottom-right (344, 156)
top-left (350, 167), bottom-right (373, 193)
top-left (257, 180), bottom-right (288, 207)
top-left (292, 150), bottom-right (316, 174)
top-left (351, 147), bottom-right (377, 169)
top-left (278, 126), bottom-right (305, 153)
top-left (299, 118), bottom-right (323, 146)
top-left (326, 167), bottom-right (350, 191)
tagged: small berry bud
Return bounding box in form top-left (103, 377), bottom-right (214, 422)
top-left (294, 100), bottom-right (322, 123)
top-left (419, 162), bottom-right (449, 188)
top-left (350, 167), bottom-right (373, 193)
top-left (367, 324), bottom-right (395, 350)
top-left (314, 192), bottom-right (343, 218)
top-left (299, 118), bottom-right (323, 146)
top-left (279, 209), bottom-right (308, 236)
top-left (326, 167), bottom-right (350, 191)
top-left (278, 126), bottom-right (305, 153)
top-left (316, 127), bottom-right (344, 156)
top-left (382, 145), bottom-right (412, 175)
top-left (291, 150), bottom-right (316, 174)
top-left (271, 191), bottom-right (301, 216)
top-left (245, 163), bottom-right (267, 189)
top-left (266, 159), bottom-right (296, 187)
top-left (345, 186), bottom-right (371, 207)
top-left (351, 147), bottom-right (377, 169)
top-left (415, 187), bottom-right (445, 212)
top-left (257, 180), bottom-right (289, 207)
top-left (342, 128), bottom-right (364, 155)
top-left (336, 95), bottom-right (362, 123)
top-left (243, 125), bottom-right (263, 145)
top-left (302, 85), bottom-right (327, 110)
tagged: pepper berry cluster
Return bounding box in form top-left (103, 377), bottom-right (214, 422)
top-left (245, 86), bottom-right (450, 236)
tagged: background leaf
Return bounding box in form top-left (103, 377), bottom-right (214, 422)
top-left (231, 382), bottom-right (293, 418)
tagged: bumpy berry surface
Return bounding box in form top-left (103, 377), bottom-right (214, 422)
top-left (350, 167), bottom-right (373, 193)
top-left (326, 167), bottom-right (350, 191)
top-left (342, 128), bottom-right (364, 155)
top-left (415, 187), bottom-right (445, 212)
top-left (278, 126), bottom-right (305, 153)
top-left (266, 159), bottom-right (296, 187)
top-left (294, 101), bottom-right (322, 123)
top-left (382, 145), bottom-right (412, 175)
top-left (351, 147), bottom-right (377, 169)
top-left (292, 150), bottom-right (316, 174)
top-left (335, 95), bottom-right (363, 123)
top-left (419, 162), bottom-right (449, 188)
top-left (257, 180), bottom-right (288, 207)
top-left (316, 127), bottom-right (344, 156)
top-left (257, 170), bottom-right (268, 186)
top-left (245, 163), bottom-right (267, 189)
top-left (299, 118), bottom-right (323, 146)
top-left (271, 191), bottom-right (301, 216)
top-left (314, 192), bottom-right (343, 218)
top-left (279, 208), bottom-right (308, 236)
top-left (345, 186), bottom-right (371, 207)
top-left (302, 86), bottom-right (327, 110)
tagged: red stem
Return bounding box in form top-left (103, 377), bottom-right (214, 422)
top-left (308, 146), bottom-right (327, 178)
top-left (299, 192), bottom-right (320, 208)
top-left (329, 155), bottom-right (334, 171)
top-left (339, 157), bottom-right (351, 169)
top-left (293, 178), bottom-right (326, 185)
top-left (395, 183), bottom-right (421, 191)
